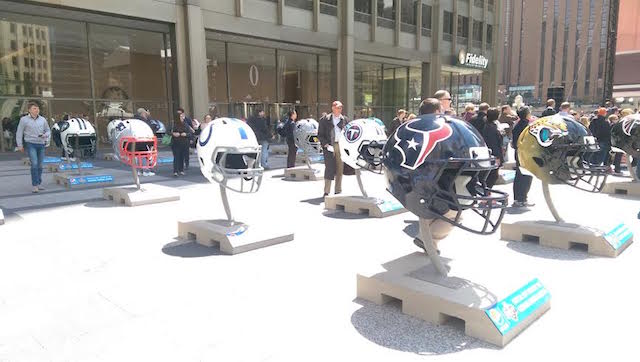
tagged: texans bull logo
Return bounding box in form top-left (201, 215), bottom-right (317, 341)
top-left (393, 119), bottom-right (453, 170)
top-left (344, 124), bottom-right (362, 143)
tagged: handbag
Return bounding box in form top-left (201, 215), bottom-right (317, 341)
top-left (161, 134), bottom-right (172, 146)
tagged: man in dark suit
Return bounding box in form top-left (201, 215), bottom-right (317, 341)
top-left (318, 101), bottom-right (349, 197)
top-left (541, 99), bottom-right (556, 117)
top-left (470, 103), bottom-right (489, 133)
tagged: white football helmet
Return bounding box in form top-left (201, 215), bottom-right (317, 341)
top-left (293, 118), bottom-right (321, 155)
top-left (110, 118), bottom-right (157, 169)
top-left (197, 117), bottom-right (263, 193)
top-left (54, 118), bottom-right (97, 158)
top-left (339, 117), bottom-right (388, 171)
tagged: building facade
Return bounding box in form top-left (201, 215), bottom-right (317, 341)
top-left (612, 0), bottom-right (640, 110)
top-left (0, 0), bottom-right (501, 153)
top-left (500, 0), bottom-right (616, 107)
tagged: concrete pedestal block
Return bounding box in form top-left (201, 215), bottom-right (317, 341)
top-left (496, 170), bottom-right (515, 185)
top-left (103, 153), bottom-right (117, 160)
top-left (54, 173), bottom-right (114, 188)
top-left (103, 184), bottom-right (180, 206)
top-left (324, 195), bottom-right (406, 218)
top-left (357, 252), bottom-right (550, 347)
top-left (501, 220), bottom-right (633, 257)
top-left (0, 208), bottom-right (4, 225)
top-left (270, 144), bottom-right (288, 155)
top-left (284, 166), bottom-right (322, 181)
top-left (603, 181), bottom-right (640, 197)
top-left (177, 220), bottom-right (294, 255)
top-left (23, 157), bottom-right (62, 166)
top-left (47, 162), bottom-right (93, 173)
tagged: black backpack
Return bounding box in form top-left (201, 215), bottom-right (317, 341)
top-left (276, 120), bottom-right (288, 137)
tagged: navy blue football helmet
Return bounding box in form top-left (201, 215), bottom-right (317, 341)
top-left (383, 114), bottom-right (508, 234)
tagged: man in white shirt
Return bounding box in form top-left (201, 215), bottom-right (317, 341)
top-left (318, 101), bottom-right (349, 197)
top-left (558, 102), bottom-right (571, 117)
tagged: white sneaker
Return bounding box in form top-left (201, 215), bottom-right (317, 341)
top-left (69, 157), bottom-right (76, 162)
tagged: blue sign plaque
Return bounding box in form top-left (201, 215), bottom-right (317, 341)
top-left (604, 223), bottom-right (633, 250)
top-left (485, 278), bottom-right (550, 335)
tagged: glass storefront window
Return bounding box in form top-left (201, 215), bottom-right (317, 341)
top-left (277, 50), bottom-right (317, 119)
top-left (378, 0), bottom-right (396, 29)
top-left (89, 24), bottom-right (168, 102)
top-left (227, 43), bottom-right (276, 107)
top-left (0, 14), bottom-right (91, 98)
top-left (408, 67), bottom-right (422, 115)
top-left (318, 55), bottom-right (333, 116)
top-left (206, 39), bottom-right (228, 117)
top-left (354, 61), bottom-right (382, 119)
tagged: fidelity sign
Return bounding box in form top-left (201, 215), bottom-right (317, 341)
top-left (458, 49), bottom-right (488, 69)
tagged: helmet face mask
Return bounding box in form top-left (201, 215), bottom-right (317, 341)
top-left (197, 117), bottom-right (264, 193)
top-left (384, 114), bottom-right (508, 235)
top-left (518, 115), bottom-right (608, 192)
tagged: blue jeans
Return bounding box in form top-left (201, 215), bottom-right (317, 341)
top-left (26, 142), bottom-right (45, 186)
top-left (261, 140), bottom-right (269, 168)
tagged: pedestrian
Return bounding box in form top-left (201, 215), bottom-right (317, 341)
top-left (434, 90), bottom-right (452, 113)
top-left (482, 107), bottom-right (504, 189)
top-left (579, 116), bottom-right (590, 129)
top-left (609, 114), bottom-right (623, 175)
top-left (470, 103), bottom-right (489, 133)
top-left (541, 99), bottom-right (556, 117)
top-left (318, 101), bottom-right (348, 197)
top-left (177, 107), bottom-right (194, 170)
top-left (588, 107), bottom-right (611, 167)
top-left (247, 109), bottom-right (271, 169)
top-left (558, 102), bottom-right (571, 117)
top-left (511, 106), bottom-right (535, 207)
top-left (418, 98), bottom-right (441, 115)
top-left (16, 102), bottom-right (50, 193)
top-left (284, 110), bottom-right (298, 169)
top-left (201, 114), bottom-right (213, 128)
top-left (170, 114), bottom-right (189, 177)
top-left (461, 103), bottom-right (476, 123)
top-left (388, 109), bottom-right (407, 136)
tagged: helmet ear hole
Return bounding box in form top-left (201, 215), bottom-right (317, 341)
top-left (200, 157), bottom-right (204, 166)
top-left (533, 156), bottom-right (545, 167)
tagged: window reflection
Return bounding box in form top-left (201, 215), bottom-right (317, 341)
top-left (0, 14), bottom-right (90, 98)
top-left (206, 39), bottom-right (228, 117)
top-left (89, 24), bottom-right (167, 102)
top-left (277, 50), bottom-right (317, 119)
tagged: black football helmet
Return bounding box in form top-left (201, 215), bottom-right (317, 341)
top-left (611, 114), bottom-right (640, 159)
top-left (517, 115), bottom-right (608, 192)
top-left (383, 114), bottom-right (508, 234)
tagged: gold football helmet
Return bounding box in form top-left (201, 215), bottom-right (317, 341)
top-left (517, 115), bottom-right (608, 192)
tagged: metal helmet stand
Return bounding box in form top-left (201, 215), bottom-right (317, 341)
top-left (355, 169), bottom-right (368, 198)
top-left (129, 140), bottom-right (142, 191)
top-left (627, 156), bottom-right (639, 182)
top-left (220, 182), bottom-right (234, 223)
top-left (542, 181), bottom-right (564, 223)
top-left (65, 135), bottom-right (85, 176)
top-left (417, 218), bottom-right (449, 276)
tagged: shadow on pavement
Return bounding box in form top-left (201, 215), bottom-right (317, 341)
top-left (505, 240), bottom-right (591, 261)
top-left (299, 197), bottom-right (324, 206)
top-left (350, 299), bottom-right (497, 355)
top-left (161, 238), bottom-right (226, 258)
top-left (321, 210), bottom-right (370, 220)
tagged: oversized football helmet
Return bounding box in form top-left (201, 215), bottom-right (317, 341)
top-left (109, 118), bottom-right (157, 169)
top-left (384, 114), bottom-right (508, 234)
top-left (339, 117), bottom-right (387, 171)
top-left (149, 119), bottom-right (167, 138)
top-left (52, 118), bottom-right (97, 158)
top-left (197, 117), bottom-right (263, 193)
top-left (517, 114), bottom-right (608, 192)
top-left (293, 118), bottom-right (321, 155)
top-left (611, 114), bottom-right (640, 159)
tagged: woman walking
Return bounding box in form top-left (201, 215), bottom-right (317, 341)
top-left (171, 115), bottom-right (190, 177)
